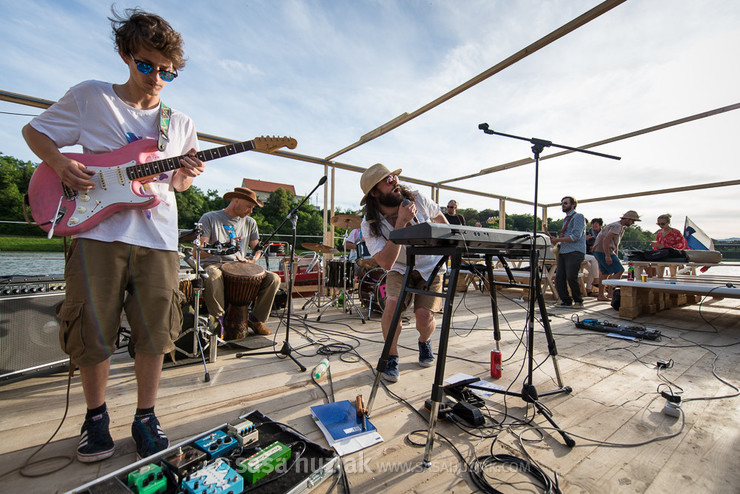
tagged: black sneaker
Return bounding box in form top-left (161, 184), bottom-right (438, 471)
top-left (77, 411), bottom-right (115, 463)
top-left (382, 355), bottom-right (400, 383)
top-left (132, 414), bottom-right (169, 460)
top-left (418, 340), bottom-right (435, 367)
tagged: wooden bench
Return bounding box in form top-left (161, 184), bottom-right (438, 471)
top-left (603, 275), bottom-right (740, 319)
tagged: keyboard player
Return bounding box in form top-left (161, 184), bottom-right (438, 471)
top-left (359, 163), bottom-right (448, 383)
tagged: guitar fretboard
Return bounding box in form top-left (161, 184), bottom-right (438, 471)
top-left (125, 140), bottom-right (256, 180)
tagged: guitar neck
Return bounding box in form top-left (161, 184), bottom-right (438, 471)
top-left (126, 140), bottom-right (256, 180)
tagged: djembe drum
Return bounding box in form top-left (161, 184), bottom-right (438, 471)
top-left (221, 262), bottom-right (266, 340)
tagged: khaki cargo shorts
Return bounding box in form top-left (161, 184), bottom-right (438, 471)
top-left (58, 239), bottom-right (182, 366)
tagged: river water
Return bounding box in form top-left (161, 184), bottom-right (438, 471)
top-left (1, 252), bottom-right (66, 278)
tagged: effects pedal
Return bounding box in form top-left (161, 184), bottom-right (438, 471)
top-left (193, 429), bottom-right (238, 459)
top-left (452, 401), bottom-right (485, 426)
top-left (423, 399), bottom-right (454, 421)
top-left (237, 440), bottom-right (292, 485)
top-left (227, 418), bottom-right (259, 447)
top-left (161, 445), bottom-right (208, 479)
top-left (575, 318), bottom-right (661, 340)
top-left (182, 458), bottom-right (243, 494)
top-left (127, 463), bottom-right (167, 494)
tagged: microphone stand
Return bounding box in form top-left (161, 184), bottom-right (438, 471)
top-left (237, 176), bottom-right (327, 372)
top-left (478, 124), bottom-right (620, 448)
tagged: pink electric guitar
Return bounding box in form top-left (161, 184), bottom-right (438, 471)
top-left (27, 136), bottom-right (297, 237)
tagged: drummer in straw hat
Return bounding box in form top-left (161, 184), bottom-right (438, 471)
top-left (197, 187), bottom-right (280, 336)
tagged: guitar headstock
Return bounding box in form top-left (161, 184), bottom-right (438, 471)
top-left (253, 136), bottom-right (298, 153)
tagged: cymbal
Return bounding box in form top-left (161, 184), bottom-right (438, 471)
top-left (330, 214), bottom-right (362, 230)
top-left (301, 242), bottom-right (339, 254)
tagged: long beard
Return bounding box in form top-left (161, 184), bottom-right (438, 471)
top-left (378, 189), bottom-right (403, 207)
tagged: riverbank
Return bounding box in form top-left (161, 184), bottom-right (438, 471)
top-left (0, 235), bottom-right (64, 252)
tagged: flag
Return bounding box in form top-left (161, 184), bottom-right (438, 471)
top-left (683, 216), bottom-right (715, 251)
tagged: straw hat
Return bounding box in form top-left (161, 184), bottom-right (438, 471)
top-left (223, 187), bottom-right (263, 207)
top-left (360, 163), bottom-right (402, 205)
top-left (621, 210), bottom-right (641, 221)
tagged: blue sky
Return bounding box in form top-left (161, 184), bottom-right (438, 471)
top-left (1, 0), bottom-right (739, 239)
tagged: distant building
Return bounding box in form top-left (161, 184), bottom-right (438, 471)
top-left (241, 179), bottom-right (297, 204)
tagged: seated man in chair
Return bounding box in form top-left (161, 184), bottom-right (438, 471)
top-left (198, 187), bottom-right (280, 337)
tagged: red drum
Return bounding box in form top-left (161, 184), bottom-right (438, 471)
top-left (221, 262), bottom-right (266, 340)
top-left (358, 267), bottom-right (388, 314)
top-left (325, 259), bottom-right (355, 289)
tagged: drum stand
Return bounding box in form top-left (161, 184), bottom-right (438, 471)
top-left (179, 224), bottom-right (217, 382)
top-left (301, 252), bottom-right (327, 312)
top-left (317, 232), bottom-right (365, 323)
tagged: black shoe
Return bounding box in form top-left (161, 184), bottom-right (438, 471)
top-left (132, 414), bottom-right (169, 460)
top-left (555, 301), bottom-right (573, 307)
top-left (77, 411), bottom-right (115, 463)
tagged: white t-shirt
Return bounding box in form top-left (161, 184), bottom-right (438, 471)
top-left (30, 80), bottom-right (199, 251)
top-left (361, 191), bottom-right (445, 281)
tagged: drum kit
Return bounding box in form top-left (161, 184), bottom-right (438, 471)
top-left (298, 213), bottom-right (391, 322)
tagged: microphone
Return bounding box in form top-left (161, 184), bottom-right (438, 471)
top-left (401, 198), bottom-right (418, 224)
top-left (319, 175), bottom-right (328, 185)
top-left (478, 123), bottom-right (493, 134)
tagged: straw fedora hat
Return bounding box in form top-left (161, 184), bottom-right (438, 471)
top-left (360, 163), bottom-right (402, 205)
top-left (621, 210), bottom-right (641, 221)
top-left (223, 187), bottom-right (264, 207)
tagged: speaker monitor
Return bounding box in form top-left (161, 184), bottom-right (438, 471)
top-left (0, 276), bottom-right (70, 384)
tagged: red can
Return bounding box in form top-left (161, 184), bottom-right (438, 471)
top-left (490, 349), bottom-right (502, 378)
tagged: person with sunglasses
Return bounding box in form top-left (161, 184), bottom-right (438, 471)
top-left (359, 163), bottom-right (448, 383)
top-left (443, 199), bottom-right (466, 225)
top-left (22, 8), bottom-right (205, 463)
top-left (650, 213), bottom-right (688, 250)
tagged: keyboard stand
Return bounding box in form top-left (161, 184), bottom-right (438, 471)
top-left (364, 243), bottom-right (572, 467)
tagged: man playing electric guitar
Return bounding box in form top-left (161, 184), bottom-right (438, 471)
top-left (547, 196), bottom-right (586, 308)
top-left (22, 9), bottom-right (205, 463)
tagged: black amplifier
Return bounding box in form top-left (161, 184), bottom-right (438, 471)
top-left (0, 275), bottom-right (70, 384)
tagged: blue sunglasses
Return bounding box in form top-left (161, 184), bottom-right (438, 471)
top-left (133, 58), bottom-right (178, 82)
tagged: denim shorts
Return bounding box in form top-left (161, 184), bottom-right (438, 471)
top-left (594, 251), bottom-right (624, 275)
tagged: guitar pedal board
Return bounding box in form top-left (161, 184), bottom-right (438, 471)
top-left (70, 410), bottom-right (340, 494)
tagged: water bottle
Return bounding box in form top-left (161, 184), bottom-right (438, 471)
top-left (313, 358), bottom-right (330, 380)
top-left (627, 262), bottom-right (634, 281)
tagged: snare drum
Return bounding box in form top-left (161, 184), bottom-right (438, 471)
top-left (325, 259), bottom-right (355, 289)
top-left (221, 262), bottom-right (266, 340)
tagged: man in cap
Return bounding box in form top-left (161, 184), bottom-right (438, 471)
top-left (360, 163), bottom-right (448, 382)
top-left (592, 210), bottom-right (641, 301)
top-left (198, 187), bottom-right (280, 336)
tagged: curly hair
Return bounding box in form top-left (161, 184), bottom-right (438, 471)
top-left (109, 8), bottom-right (186, 70)
top-left (363, 185), bottom-right (414, 237)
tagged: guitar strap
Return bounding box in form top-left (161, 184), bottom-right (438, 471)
top-left (559, 212), bottom-right (575, 236)
top-left (157, 102), bottom-right (171, 152)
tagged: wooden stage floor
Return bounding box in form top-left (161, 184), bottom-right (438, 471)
top-left (1, 285), bottom-right (739, 493)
